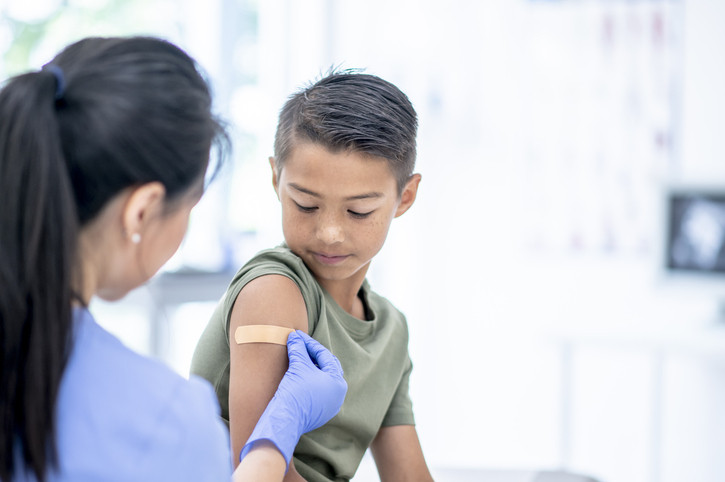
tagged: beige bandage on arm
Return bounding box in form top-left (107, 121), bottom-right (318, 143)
top-left (234, 325), bottom-right (295, 346)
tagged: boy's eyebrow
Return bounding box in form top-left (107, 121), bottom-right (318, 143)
top-left (289, 183), bottom-right (320, 197)
top-left (289, 183), bottom-right (384, 200)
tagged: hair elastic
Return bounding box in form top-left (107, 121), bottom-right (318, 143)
top-left (44, 64), bottom-right (66, 101)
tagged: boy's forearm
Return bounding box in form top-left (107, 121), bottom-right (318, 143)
top-left (371, 425), bottom-right (434, 482)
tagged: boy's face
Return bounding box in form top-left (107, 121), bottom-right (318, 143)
top-left (271, 142), bottom-right (420, 291)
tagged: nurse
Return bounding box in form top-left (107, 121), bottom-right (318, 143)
top-left (0, 36), bottom-right (346, 481)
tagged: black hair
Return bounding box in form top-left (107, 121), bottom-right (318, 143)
top-left (0, 36), bottom-right (227, 481)
top-left (273, 69), bottom-right (418, 194)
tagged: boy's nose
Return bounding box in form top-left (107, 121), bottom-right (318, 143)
top-left (316, 221), bottom-right (344, 245)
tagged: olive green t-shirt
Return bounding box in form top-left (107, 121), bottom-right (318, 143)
top-left (190, 246), bottom-right (415, 481)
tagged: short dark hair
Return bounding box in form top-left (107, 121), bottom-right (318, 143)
top-left (0, 36), bottom-right (226, 482)
top-left (273, 70), bottom-right (418, 194)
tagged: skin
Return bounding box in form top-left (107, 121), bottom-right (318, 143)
top-left (77, 180), bottom-right (288, 481)
top-left (228, 141), bottom-right (433, 481)
top-left (233, 442), bottom-right (286, 481)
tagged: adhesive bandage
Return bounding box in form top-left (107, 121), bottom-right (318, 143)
top-left (234, 325), bottom-right (295, 346)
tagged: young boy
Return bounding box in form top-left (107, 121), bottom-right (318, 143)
top-left (191, 71), bottom-right (432, 481)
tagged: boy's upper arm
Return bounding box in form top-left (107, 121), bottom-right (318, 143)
top-left (227, 274), bottom-right (309, 468)
top-left (370, 425), bottom-right (433, 482)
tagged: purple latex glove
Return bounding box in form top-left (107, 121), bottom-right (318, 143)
top-left (239, 330), bottom-right (347, 468)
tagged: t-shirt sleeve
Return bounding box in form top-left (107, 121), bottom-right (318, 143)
top-left (380, 355), bottom-right (416, 427)
top-left (137, 376), bottom-right (232, 481)
top-left (221, 250), bottom-right (322, 336)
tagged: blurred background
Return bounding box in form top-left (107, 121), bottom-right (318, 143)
top-left (2, 0), bottom-right (724, 481)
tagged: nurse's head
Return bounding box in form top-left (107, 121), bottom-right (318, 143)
top-left (0, 37), bottom-right (226, 480)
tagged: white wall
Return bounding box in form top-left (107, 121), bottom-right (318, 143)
top-left (680, 0), bottom-right (725, 181)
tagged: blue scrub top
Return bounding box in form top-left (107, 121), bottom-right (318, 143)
top-left (14, 308), bottom-right (232, 481)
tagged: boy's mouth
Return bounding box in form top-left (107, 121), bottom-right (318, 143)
top-left (313, 252), bottom-right (349, 265)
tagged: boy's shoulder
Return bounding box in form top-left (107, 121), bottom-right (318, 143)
top-left (238, 244), bottom-right (310, 279)
top-left (225, 243), bottom-right (321, 311)
top-left (234, 246), bottom-right (409, 330)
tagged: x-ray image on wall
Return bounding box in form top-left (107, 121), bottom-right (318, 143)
top-left (667, 195), bottom-right (725, 273)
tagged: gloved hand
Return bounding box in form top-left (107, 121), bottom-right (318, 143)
top-left (239, 330), bottom-right (347, 468)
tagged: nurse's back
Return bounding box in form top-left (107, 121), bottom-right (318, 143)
top-left (13, 309), bottom-right (230, 481)
top-left (0, 36), bottom-right (229, 481)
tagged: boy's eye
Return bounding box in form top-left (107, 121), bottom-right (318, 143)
top-left (294, 201), bottom-right (317, 213)
top-left (348, 210), bottom-right (373, 219)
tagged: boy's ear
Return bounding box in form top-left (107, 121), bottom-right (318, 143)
top-left (269, 157), bottom-right (280, 199)
top-left (122, 182), bottom-right (165, 242)
top-left (394, 173), bottom-right (422, 218)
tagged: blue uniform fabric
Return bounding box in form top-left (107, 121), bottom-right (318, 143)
top-left (12, 308), bottom-right (231, 481)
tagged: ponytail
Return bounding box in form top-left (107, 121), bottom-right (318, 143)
top-left (0, 69), bottom-right (78, 481)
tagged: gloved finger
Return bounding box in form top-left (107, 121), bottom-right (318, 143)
top-left (286, 331), bottom-right (316, 368)
top-left (295, 331), bottom-right (344, 377)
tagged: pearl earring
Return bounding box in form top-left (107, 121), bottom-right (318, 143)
top-left (131, 233), bottom-right (141, 244)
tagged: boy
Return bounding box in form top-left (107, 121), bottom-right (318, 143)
top-left (191, 70), bottom-right (432, 481)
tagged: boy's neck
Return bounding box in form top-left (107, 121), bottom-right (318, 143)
top-left (317, 266), bottom-right (369, 320)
